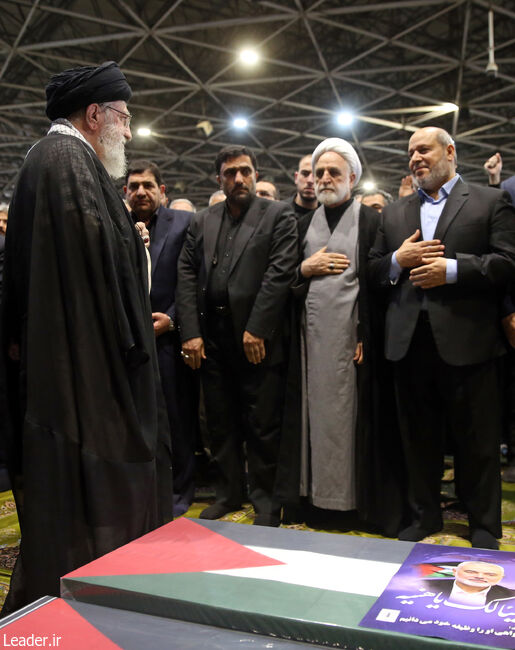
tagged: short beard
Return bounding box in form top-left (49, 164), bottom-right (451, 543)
top-left (412, 155), bottom-right (451, 194)
top-left (316, 178), bottom-right (350, 207)
top-left (299, 188), bottom-right (316, 203)
top-left (99, 122), bottom-right (127, 179)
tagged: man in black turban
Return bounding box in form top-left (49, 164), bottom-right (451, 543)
top-left (0, 62), bottom-right (173, 613)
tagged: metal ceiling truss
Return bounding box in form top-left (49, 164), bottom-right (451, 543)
top-left (0, 0), bottom-right (514, 206)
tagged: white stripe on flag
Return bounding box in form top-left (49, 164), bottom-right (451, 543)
top-left (207, 545), bottom-right (400, 597)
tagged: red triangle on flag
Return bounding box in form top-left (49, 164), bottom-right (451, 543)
top-left (1, 599), bottom-right (122, 649)
top-left (64, 518), bottom-right (284, 578)
top-left (418, 563), bottom-right (445, 577)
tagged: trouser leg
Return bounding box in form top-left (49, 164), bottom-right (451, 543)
top-left (239, 361), bottom-right (284, 517)
top-left (157, 334), bottom-right (197, 515)
top-left (202, 320), bottom-right (245, 508)
top-left (447, 358), bottom-right (502, 538)
top-left (394, 316), bottom-right (445, 531)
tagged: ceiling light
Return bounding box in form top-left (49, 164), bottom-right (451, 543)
top-left (363, 181), bottom-right (375, 191)
top-left (239, 48), bottom-right (259, 66)
top-left (233, 117), bottom-right (248, 129)
top-left (337, 111), bottom-right (354, 127)
top-left (137, 127), bottom-right (151, 136)
top-left (441, 102), bottom-right (459, 112)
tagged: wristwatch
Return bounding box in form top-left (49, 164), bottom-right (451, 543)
top-left (168, 317), bottom-right (175, 332)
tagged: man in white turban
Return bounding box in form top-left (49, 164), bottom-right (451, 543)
top-left (277, 138), bottom-right (403, 535)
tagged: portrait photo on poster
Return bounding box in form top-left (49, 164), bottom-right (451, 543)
top-left (360, 543), bottom-right (515, 648)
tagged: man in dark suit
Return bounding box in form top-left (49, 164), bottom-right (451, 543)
top-left (125, 160), bottom-right (197, 516)
top-left (176, 144), bottom-right (298, 526)
top-left (369, 126), bottom-right (515, 549)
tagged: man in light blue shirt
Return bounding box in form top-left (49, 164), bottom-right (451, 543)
top-left (369, 126), bottom-right (515, 550)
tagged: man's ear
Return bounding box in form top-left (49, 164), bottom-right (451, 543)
top-left (452, 568), bottom-right (457, 576)
top-left (216, 174), bottom-right (221, 186)
top-left (84, 103), bottom-right (103, 132)
top-left (255, 171), bottom-right (259, 181)
top-left (160, 184), bottom-right (166, 196)
top-left (349, 172), bottom-right (356, 191)
top-left (123, 186), bottom-right (127, 195)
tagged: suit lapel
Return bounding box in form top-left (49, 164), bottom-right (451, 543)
top-left (149, 207), bottom-right (170, 280)
top-left (229, 198), bottom-right (266, 275)
top-left (433, 178), bottom-right (468, 241)
top-left (403, 193), bottom-right (422, 237)
top-left (203, 201), bottom-right (225, 274)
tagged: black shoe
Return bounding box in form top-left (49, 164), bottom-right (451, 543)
top-left (470, 528), bottom-right (499, 550)
top-left (199, 503), bottom-right (240, 520)
top-left (253, 513), bottom-right (281, 527)
top-left (398, 524), bottom-right (441, 542)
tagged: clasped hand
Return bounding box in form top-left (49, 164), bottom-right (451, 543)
top-left (396, 229), bottom-right (447, 289)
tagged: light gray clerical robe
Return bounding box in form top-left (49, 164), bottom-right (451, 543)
top-left (299, 200), bottom-right (360, 510)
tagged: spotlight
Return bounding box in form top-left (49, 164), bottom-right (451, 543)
top-left (137, 127), bottom-right (151, 136)
top-left (239, 48), bottom-right (260, 66)
top-left (363, 181), bottom-right (375, 191)
top-left (441, 103), bottom-right (459, 112)
top-left (233, 117), bottom-right (248, 129)
top-left (337, 111), bottom-right (354, 127)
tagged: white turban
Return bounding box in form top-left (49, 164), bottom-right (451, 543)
top-left (312, 137), bottom-right (362, 185)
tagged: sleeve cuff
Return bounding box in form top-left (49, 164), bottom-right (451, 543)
top-left (446, 258), bottom-right (457, 284)
top-left (389, 251), bottom-right (402, 285)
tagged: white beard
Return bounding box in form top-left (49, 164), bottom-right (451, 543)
top-left (99, 122), bottom-right (127, 179)
top-left (316, 176), bottom-right (350, 207)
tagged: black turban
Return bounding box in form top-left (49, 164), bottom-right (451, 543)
top-left (45, 61), bottom-right (132, 121)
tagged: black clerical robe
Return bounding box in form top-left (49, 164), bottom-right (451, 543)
top-left (0, 132), bottom-right (173, 613)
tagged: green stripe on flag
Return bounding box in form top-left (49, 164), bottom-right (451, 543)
top-left (62, 573), bottom-right (495, 649)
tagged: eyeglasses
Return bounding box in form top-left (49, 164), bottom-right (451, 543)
top-left (102, 105), bottom-right (132, 127)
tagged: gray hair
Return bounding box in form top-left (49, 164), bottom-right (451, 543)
top-left (435, 129), bottom-right (458, 166)
top-left (170, 198), bottom-right (196, 212)
top-left (208, 190), bottom-right (226, 206)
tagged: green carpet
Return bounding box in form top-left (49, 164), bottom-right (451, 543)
top-left (0, 490), bottom-right (20, 607)
top-left (1, 477), bottom-right (515, 609)
top-left (185, 479), bottom-right (515, 550)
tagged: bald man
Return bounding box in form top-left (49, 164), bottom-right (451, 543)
top-left (369, 126), bottom-right (515, 549)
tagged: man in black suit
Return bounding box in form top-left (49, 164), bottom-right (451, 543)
top-left (369, 126), bottom-right (515, 549)
top-left (125, 160), bottom-right (197, 516)
top-left (176, 144), bottom-right (298, 526)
